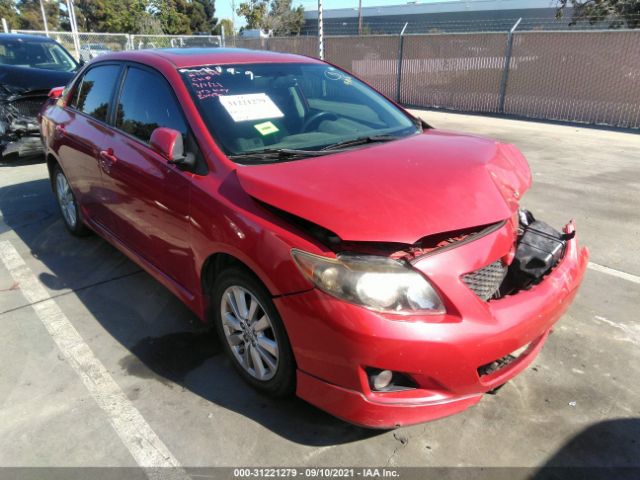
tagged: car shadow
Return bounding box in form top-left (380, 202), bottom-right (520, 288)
top-left (532, 418), bottom-right (640, 479)
top-left (0, 153), bottom-right (46, 167)
top-left (0, 176), bottom-right (380, 447)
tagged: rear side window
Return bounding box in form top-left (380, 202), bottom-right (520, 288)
top-left (115, 67), bottom-right (187, 143)
top-left (72, 64), bottom-right (120, 122)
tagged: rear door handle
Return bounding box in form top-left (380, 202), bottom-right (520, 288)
top-left (99, 148), bottom-right (118, 172)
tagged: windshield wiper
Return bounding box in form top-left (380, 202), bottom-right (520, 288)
top-left (320, 134), bottom-right (400, 151)
top-left (228, 147), bottom-right (334, 164)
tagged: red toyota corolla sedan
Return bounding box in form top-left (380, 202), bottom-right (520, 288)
top-left (39, 48), bottom-right (588, 428)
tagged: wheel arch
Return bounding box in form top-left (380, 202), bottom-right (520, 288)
top-left (46, 153), bottom-right (59, 179)
top-left (200, 252), bottom-right (274, 322)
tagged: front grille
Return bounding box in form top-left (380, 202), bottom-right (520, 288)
top-left (10, 96), bottom-right (48, 118)
top-left (462, 259), bottom-right (508, 301)
top-left (477, 341), bottom-right (532, 377)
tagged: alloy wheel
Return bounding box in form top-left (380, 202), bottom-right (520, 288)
top-left (55, 171), bottom-right (77, 229)
top-left (220, 285), bottom-right (279, 381)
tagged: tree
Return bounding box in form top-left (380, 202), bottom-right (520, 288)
top-left (75, 0), bottom-right (150, 33)
top-left (265, 0), bottom-right (303, 35)
top-left (16, 0), bottom-right (64, 31)
top-left (216, 17), bottom-right (234, 35)
top-left (150, 0), bottom-right (191, 34)
top-left (236, 0), bottom-right (267, 30)
top-left (237, 0), bottom-right (303, 34)
top-left (195, 0), bottom-right (217, 32)
top-left (556, 0), bottom-right (640, 28)
top-left (149, 0), bottom-right (218, 35)
top-left (0, 0), bottom-right (19, 30)
top-left (136, 11), bottom-right (164, 34)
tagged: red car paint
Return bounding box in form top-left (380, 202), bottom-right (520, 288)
top-left (40, 49), bottom-right (588, 428)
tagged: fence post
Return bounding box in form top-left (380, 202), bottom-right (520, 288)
top-left (318, 0), bottom-right (324, 59)
top-left (498, 18), bottom-right (521, 113)
top-left (396, 22), bottom-right (408, 103)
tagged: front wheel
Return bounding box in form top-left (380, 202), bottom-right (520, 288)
top-left (212, 267), bottom-right (295, 397)
top-left (52, 165), bottom-right (91, 237)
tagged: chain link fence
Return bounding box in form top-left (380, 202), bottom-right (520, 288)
top-left (13, 30), bottom-right (130, 60)
top-left (12, 30), bottom-right (222, 61)
top-left (129, 34), bottom-right (222, 50)
top-left (12, 28), bottom-right (640, 129)
top-left (232, 30), bottom-right (640, 129)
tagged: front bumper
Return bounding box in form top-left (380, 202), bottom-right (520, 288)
top-left (275, 222), bottom-right (588, 428)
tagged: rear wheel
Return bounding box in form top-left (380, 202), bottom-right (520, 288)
top-left (52, 165), bottom-right (90, 236)
top-left (212, 267), bottom-right (295, 397)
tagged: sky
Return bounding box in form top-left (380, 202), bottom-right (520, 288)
top-left (216, 0), bottom-right (401, 27)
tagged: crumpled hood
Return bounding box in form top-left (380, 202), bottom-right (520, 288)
top-left (237, 130), bottom-right (532, 244)
top-left (0, 65), bottom-right (75, 95)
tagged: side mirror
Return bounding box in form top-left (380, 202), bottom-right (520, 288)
top-left (48, 86), bottom-right (65, 99)
top-left (150, 127), bottom-right (185, 163)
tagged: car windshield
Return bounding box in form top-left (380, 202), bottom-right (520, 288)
top-left (0, 38), bottom-right (77, 72)
top-left (180, 63), bottom-right (420, 161)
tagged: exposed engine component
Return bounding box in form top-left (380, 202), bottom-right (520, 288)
top-left (497, 210), bottom-right (573, 297)
top-left (0, 88), bottom-right (48, 159)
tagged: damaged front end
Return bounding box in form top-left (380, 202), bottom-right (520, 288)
top-left (260, 198), bottom-right (572, 306)
top-left (460, 210), bottom-right (574, 302)
top-left (496, 210), bottom-right (574, 297)
top-left (0, 86), bottom-right (48, 160)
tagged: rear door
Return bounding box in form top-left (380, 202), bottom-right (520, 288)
top-left (98, 64), bottom-right (195, 293)
top-left (58, 63), bottom-right (122, 231)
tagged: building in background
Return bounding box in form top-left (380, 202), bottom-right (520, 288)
top-left (303, 0), bottom-right (574, 34)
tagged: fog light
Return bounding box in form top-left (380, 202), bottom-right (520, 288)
top-left (372, 370), bottom-right (393, 390)
top-left (366, 367), bottom-right (419, 392)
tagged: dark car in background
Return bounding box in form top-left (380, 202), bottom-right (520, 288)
top-left (0, 33), bottom-right (78, 160)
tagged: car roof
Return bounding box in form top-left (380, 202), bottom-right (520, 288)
top-left (96, 48), bottom-right (323, 69)
top-left (0, 33), bottom-right (58, 44)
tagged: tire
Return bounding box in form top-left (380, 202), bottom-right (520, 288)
top-left (52, 165), bottom-right (91, 237)
top-left (212, 267), bottom-right (295, 397)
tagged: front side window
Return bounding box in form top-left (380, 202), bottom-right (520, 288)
top-left (115, 67), bottom-right (187, 143)
top-left (72, 64), bottom-right (121, 122)
top-left (180, 63), bottom-right (420, 161)
top-left (0, 39), bottom-right (77, 72)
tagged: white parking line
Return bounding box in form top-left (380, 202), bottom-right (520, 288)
top-left (588, 262), bottom-right (640, 285)
top-left (0, 240), bottom-right (189, 480)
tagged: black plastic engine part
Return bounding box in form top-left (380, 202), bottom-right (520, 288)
top-left (508, 219), bottom-right (567, 290)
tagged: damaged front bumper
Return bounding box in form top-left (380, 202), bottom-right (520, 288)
top-left (275, 219), bottom-right (588, 428)
top-left (0, 91), bottom-right (47, 159)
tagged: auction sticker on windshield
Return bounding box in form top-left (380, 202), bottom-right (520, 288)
top-left (220, 93), bottom-right (284, 122)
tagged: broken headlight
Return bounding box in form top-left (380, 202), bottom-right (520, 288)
top-left (291, 249), bottom-right (445, 315)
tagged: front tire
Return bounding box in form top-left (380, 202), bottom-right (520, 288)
top-left (212, 267), bottom-right (295, 397)
top-left (52, 165), bottom-right (91, 237)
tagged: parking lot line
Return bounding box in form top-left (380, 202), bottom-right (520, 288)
top-left (0, 240), bottom-right (190, 480)
top-left (588, 262), bottom-right (640, 285)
